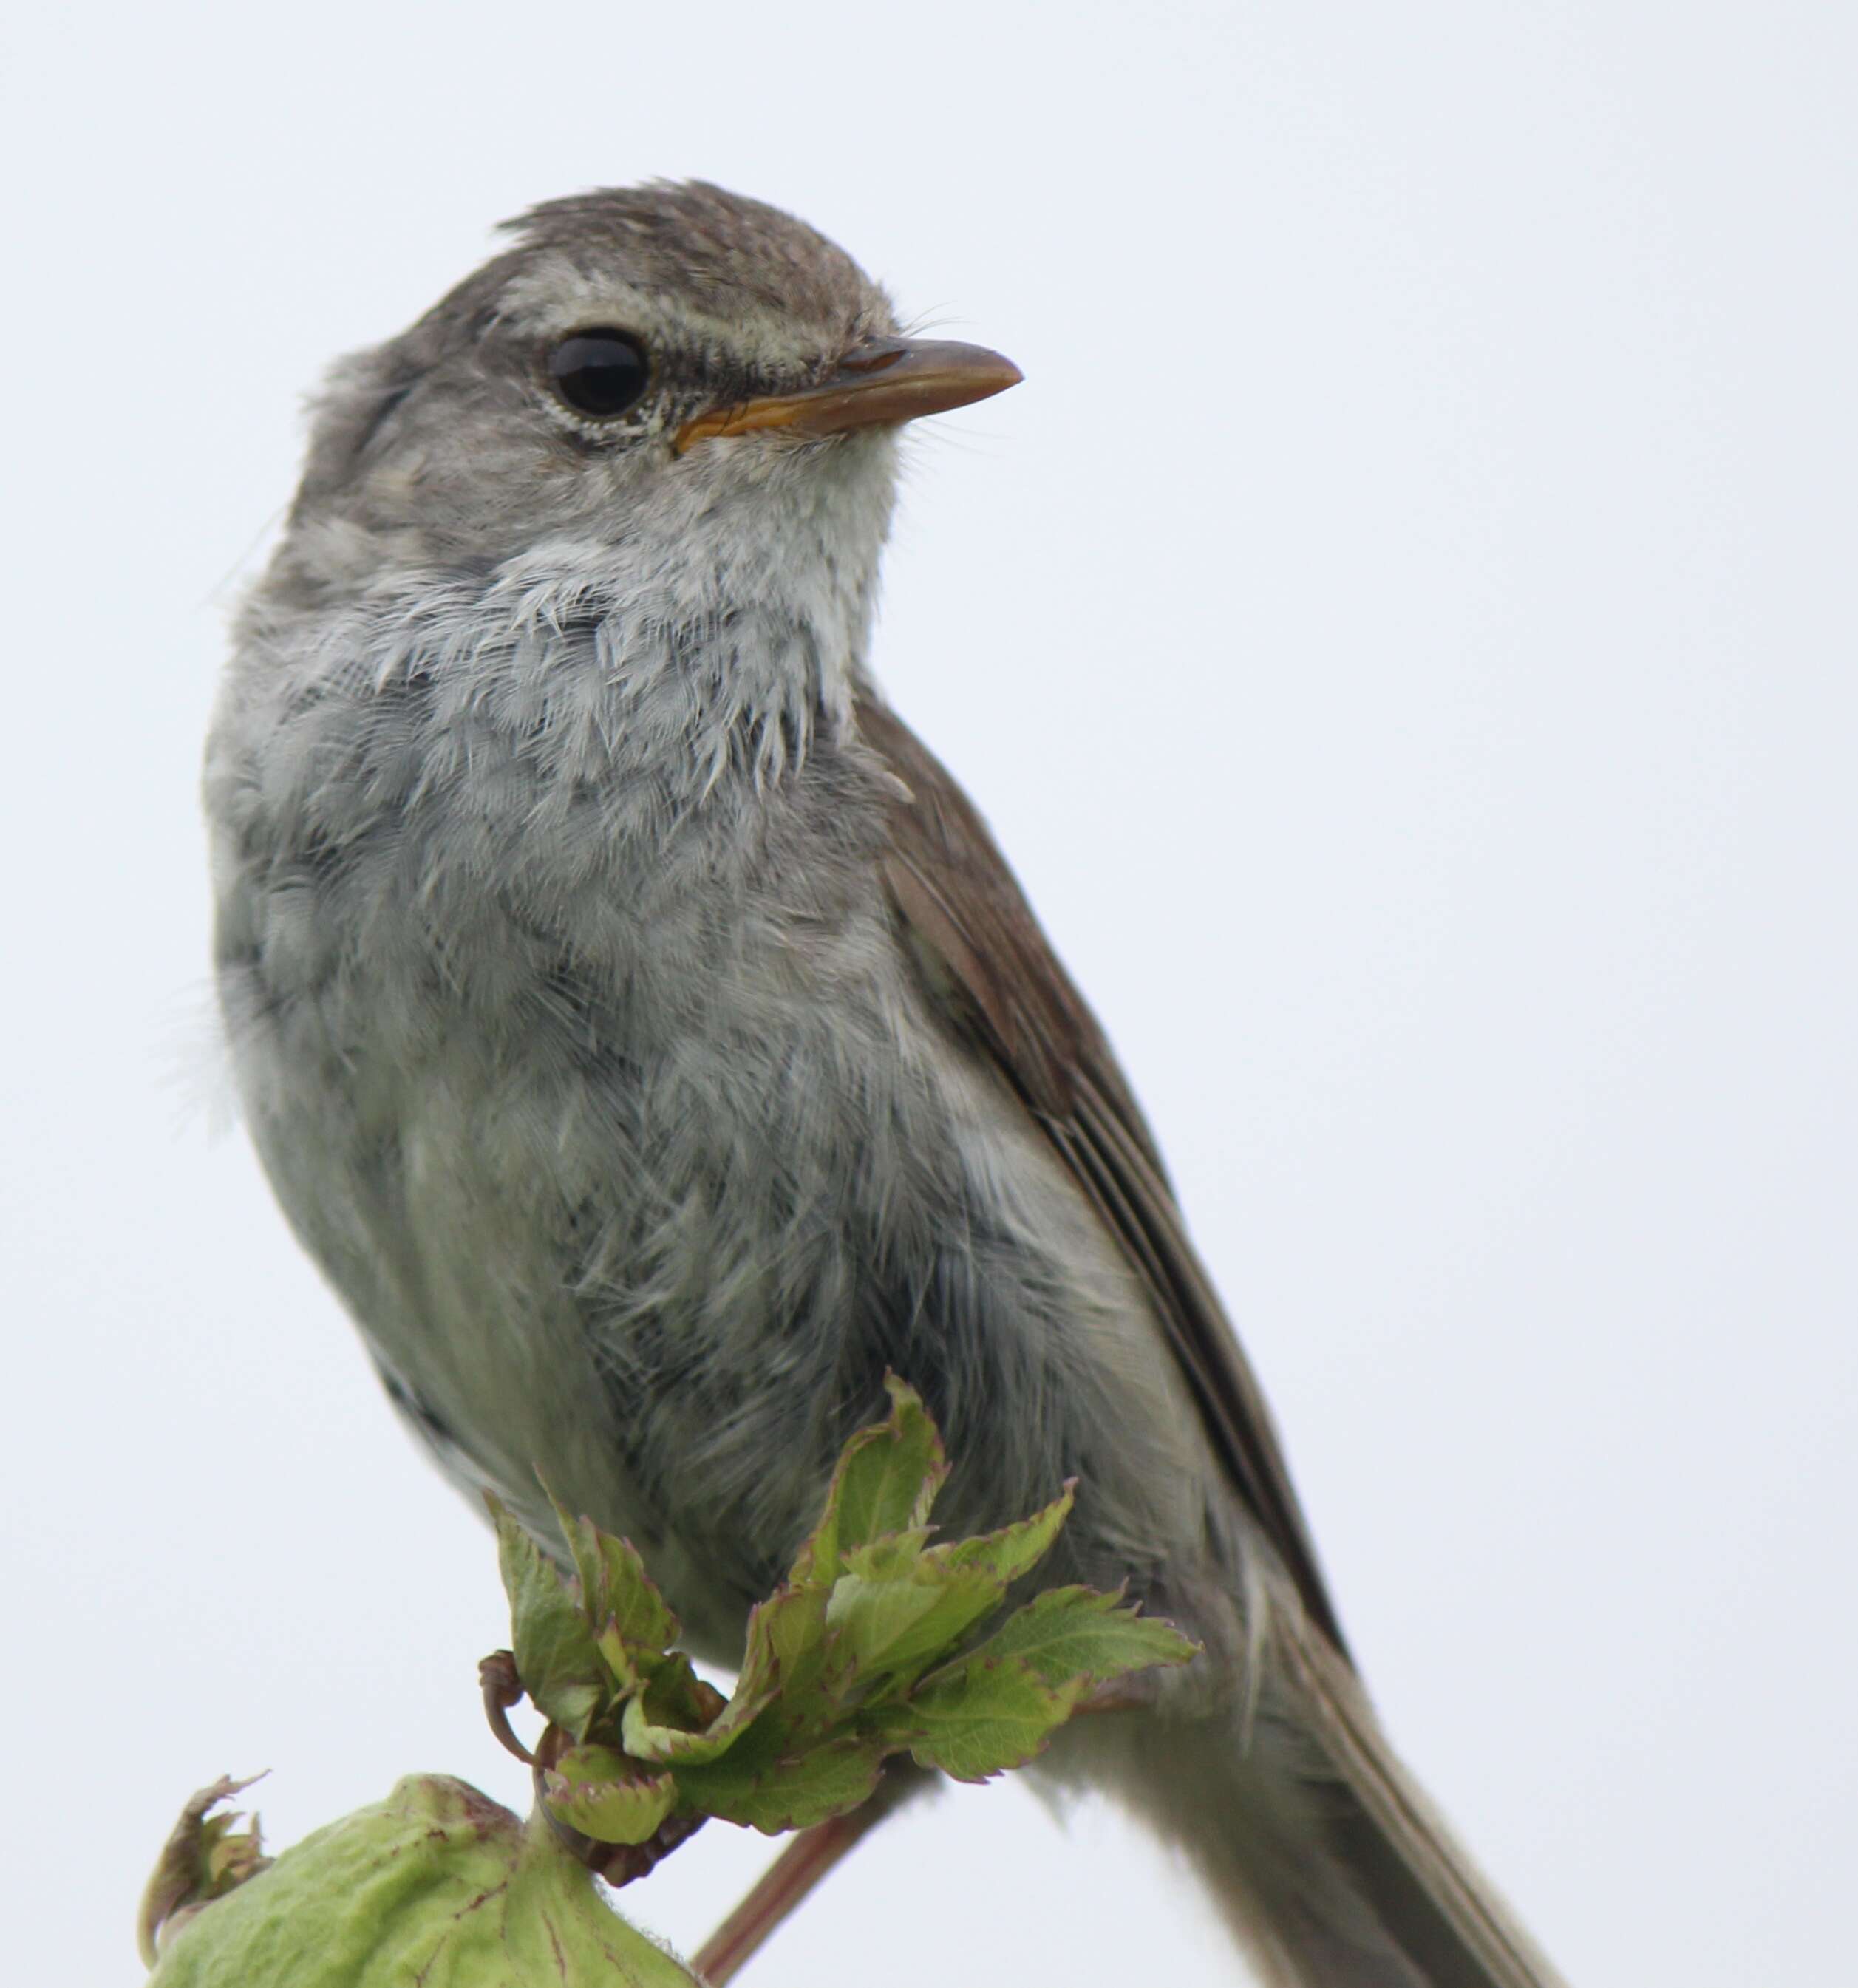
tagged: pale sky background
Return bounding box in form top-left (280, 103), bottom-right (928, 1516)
top-left (3, 4), bottom-right (1854, 1983)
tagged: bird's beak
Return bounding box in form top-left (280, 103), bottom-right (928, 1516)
top-left (673, 336), bottom-right (1022, 455)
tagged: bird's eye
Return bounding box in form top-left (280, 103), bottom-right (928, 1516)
top-left (548, 330), bottom-right (650, 418)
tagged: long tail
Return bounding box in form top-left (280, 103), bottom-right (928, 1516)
top-left (1082, 1622), bottom-right (1566, 1987)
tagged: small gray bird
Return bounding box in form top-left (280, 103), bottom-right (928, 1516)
top-left (206, 182), bottom-right (1563, 1987)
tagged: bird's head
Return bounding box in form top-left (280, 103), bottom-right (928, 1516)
top-left (274, 181), bottom-right (1020, 633)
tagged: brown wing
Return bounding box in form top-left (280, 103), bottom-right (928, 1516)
top-left (858, 692), bottom-right (1352, 1662)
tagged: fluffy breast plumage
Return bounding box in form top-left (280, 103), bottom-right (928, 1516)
top-left (205, 609), bottom-right (1213, 1661)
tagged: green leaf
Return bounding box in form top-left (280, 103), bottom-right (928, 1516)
top-left (946, 1584), bottom-right (1200, 1692)
top-left (833, 1528), bottom-right (935, 1575)
top-left (605, 1652), bottom-right (741, 1766)
top-left (490, 1497), bottom-right (605, 1739)
top-left (822, 1561), bottom-right (1007, 1687)
top-left (620, 1668), bottom-right (766, 1767)
top-left (792, 1377), bottom-right (946, 1584)
top-left (925, 1482), bottom-right (1075, 1587)
top-left (488, 1391), bottom-right (1194, 1853)
top-left (836, 1377), bottom-right (947, 1545)
top-left (806, 1486), bottom-right (1079, 1697)
top-left (540, 1483), bottom-right (679, 1656)
top-left (145, 1777), bottom-right (701, 1987)
top-left (541, 1744), bottom-right (677, 1846)
top-left (596, 1617), bottom-right (647, 1695)
top-left (890, 1657), bottom-right (1083, 1782)
top-left (732, 1581), bottom-right (833, 1713)
top-left (593, 1532), bottom-right (679, 1654)
top-left (633, 1650), bottom-right (727, 1726)
top-left (673, 1720), bottom-right (889, 1834)
top-left (137, 1775), bottom-right (270, 1966)
top-left (544, 1484), bottom-right (608, 1621)
top-left (197, 1808), bottom-right (269, 1893)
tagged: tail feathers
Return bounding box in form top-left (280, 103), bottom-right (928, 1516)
top-left (1091, 1629), bottom-right (1565, 1988)
top-left (1285, 1631), bottom-right (1563, 1988)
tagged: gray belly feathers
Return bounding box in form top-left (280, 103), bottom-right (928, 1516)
top-left (206, 629), bottom-right (1211, 1664)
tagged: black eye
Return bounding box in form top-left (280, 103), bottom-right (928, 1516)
top-left (548, 329), bottom-right (650, 418)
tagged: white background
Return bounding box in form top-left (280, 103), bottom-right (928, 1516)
top-left (4, 4), bottom-right (1853, 1983)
